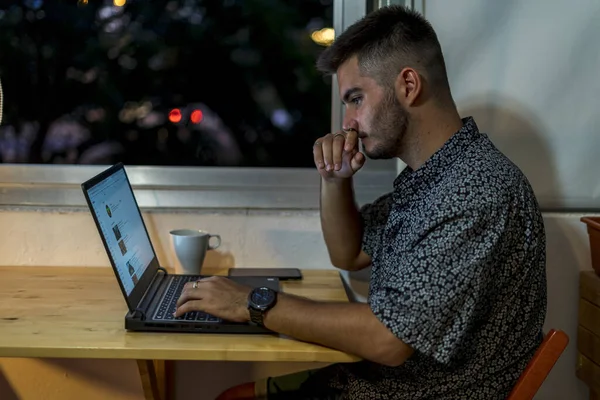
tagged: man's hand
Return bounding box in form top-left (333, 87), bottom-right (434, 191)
top-left (314, 128), bottom-right (372, 271)
top-left (313, 129), bottom-right (365, 180)
top-left (174, 276), bottom-right (251, 322)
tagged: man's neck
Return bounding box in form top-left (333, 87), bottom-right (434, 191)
top-left (399, 109), bottom-right (463, 170)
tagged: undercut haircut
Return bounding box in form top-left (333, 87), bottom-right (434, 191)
top-left (316, 5), bottom-right (452, 102)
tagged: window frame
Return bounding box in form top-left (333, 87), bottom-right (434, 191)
top-left (0, 0), bottom-right (411, 210)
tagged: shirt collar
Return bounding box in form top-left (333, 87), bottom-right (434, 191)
top-left (392, 116), bottom-right (481, 201)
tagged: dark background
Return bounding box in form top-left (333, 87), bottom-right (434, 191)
top-left (0, 0), bottom-right (333, 167)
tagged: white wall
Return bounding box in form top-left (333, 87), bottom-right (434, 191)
top-left (426, 0), bottom-right (600, 210)
top-left (0, 209), bottom-right (330, 270)
top-left (425, 0), bottom-right (600, 398)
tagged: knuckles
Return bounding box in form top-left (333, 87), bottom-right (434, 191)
top-left (314, 132), bottom-right (349, 147)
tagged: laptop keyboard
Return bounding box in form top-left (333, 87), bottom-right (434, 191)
top-left (152, 275), bottom-right (221, 323)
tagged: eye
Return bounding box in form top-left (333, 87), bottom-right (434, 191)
top-left (351, 97), bottom-right (362, 106)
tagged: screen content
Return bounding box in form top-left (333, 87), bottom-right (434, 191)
top-left (87, 168), bottom-right (155, 295)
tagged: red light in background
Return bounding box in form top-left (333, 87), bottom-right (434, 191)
top-left (190, 109), bottom-right (203, 124)
top-left (168, 108), bottom-right (182, 123)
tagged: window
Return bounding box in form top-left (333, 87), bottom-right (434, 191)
top-left (0, 0), bottom-right (403, 209)
top-left (0, 0), bottom-right (333, 167)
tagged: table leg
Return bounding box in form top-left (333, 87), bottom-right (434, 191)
top-left (137, 359), bottom-right (174, 400)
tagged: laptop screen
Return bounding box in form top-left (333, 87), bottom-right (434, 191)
top-left (86, 167), bottom-right (155, 296)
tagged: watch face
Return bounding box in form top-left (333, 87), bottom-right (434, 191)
top-left (250, 287), bottom-right (275, 308)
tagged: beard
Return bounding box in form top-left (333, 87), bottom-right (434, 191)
top-left (361, 89), bottom-right (409, 160)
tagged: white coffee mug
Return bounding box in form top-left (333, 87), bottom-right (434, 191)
top-left (169, 229), bottom-right (221, 275)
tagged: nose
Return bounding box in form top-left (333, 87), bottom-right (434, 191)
top-left (342, 111), bottom-right (358, 133)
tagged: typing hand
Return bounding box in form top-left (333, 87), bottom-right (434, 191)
top-left (313, 128), bottom-right (365, 181)
top-left (174, 276), bottom-right (251, 323)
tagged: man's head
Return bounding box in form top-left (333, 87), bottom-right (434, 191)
top-left (316, 5), bottom-right (453, 159)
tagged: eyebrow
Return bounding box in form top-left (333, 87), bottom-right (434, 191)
top-left (342, 87), bottom-right (361, 104)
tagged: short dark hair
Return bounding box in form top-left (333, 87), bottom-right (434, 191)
top-left (316, 5), bottom-right (452, 100)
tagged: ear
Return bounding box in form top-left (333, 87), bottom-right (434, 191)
top-left (394, 67), bottom-right (421, 107)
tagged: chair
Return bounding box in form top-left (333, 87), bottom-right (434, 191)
top-left (217, 329), bottom-right (569, 400)
top-left (216, 382), bottom-right (255, 400)
top-left (506, 329), bottom-right (569, 400)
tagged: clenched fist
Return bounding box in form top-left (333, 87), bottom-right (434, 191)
top-left (313, 128), bottom-right (365, 181)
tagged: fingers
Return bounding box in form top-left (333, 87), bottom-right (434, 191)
top-left (320, 134), bottom-right (334, 171)
top-left (332, 133), bottom-right (345, 170)
top-left (343, 128), bottom-right (358, 152)
top-left (181, 276), bottom-right (217, 291)
top-left (314, 134), bottom-right (334, 171)
top-left (350, 151), bottom-right (365, 172)
top-left (177, 276), bottom-right (221, 309)
top-left (176, 290), bottom-right (194, 308)
top-left (176, 283), bottom-right (204, 308)
top-left (175, 284), bottom-right (205, 316)
top-left (313, 138), bottom-right (324, 170)
top-left (174, 300), bottom-right (202, 317)
top-left (314, 131), bottom-right (357, 172)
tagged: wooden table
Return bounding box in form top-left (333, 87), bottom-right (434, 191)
top-left (577, 271), bottom-right (600, 399)
top-left (0, 266), bottom-right (359, 400)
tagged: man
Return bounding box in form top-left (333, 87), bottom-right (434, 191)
top-left (175, 5), bottom-right (547, 399)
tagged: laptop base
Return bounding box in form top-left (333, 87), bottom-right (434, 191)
top-left (125, 316), bottom-right (272, 334)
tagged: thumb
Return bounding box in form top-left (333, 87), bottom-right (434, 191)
top-left (350, 151), bottom-right (366, 172)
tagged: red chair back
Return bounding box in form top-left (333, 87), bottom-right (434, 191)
top-left (506, 329), bottom-right (569, 400)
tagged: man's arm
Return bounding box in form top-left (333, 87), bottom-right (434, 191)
top-left (175, 276), bottom-right (411, 366)
top-left (263, 292), bottom-right (414, 367)
top-left (320, 177), bottom-right (372, 271)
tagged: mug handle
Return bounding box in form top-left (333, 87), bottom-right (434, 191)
top-left (208, 234), bottom-right (221, 250)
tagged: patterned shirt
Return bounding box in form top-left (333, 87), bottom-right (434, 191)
top-left (326, 117), bottom-right (547, 399)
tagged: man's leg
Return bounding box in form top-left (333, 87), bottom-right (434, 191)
top-left (255, 367), bottom-right (344, 400)
top-left (217, 366), bottom-right (344, 400)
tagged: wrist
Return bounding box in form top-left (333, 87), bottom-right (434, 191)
top-left (247, 287), bottom-right (278, 327)
top-left (240, 288), bottom-right (253, 323)
top-left (321, 176), bottom-right (353, 186)
top-left (242, 305), bottom-right (251, 323)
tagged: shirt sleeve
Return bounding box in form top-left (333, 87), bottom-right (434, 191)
top-left (368, 204), bottom-right (504, 365)
top-left (359, 193), bottom-right (393, 257)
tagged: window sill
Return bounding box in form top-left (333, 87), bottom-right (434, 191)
top-left (0, 165), bottom-right (396, 210)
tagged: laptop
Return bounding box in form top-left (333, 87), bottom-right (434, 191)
top-left (81, 162), bottom-right (279, 334)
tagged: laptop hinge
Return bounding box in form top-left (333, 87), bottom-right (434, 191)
top-left (131, 267), bottom-right (168, 321)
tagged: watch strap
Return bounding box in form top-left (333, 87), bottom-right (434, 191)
top-left (249, 307), bottom-right (264, 326)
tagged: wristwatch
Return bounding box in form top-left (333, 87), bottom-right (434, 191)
top-left (247, 287), bottom-right (278, 327)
